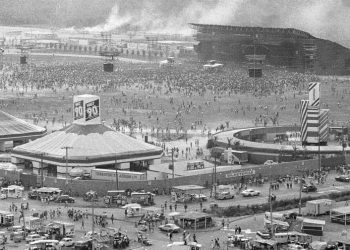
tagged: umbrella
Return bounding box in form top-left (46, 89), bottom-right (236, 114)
top-left (168, 212), bottom-right (180, 217)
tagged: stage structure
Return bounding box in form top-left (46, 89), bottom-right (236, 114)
top-left (190, 23), bottom-right (350, 75)
top-left (12, 94), bottom-right (163, 175)
top-left (300, 82), bottom-right (329, 145)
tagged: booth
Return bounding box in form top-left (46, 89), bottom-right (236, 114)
top-left (103, 63), bottom-right (114, 72)
top-left (301, 218), bottom-right (325, 236)
top-left (330, 206), bottom-right (350, 225)
top-left (0, 185), bottom-right (24, 199)
top-left (177, 211), bottom-right (213, 230)
top-left (248, 68), bottom-right (262, 77)
top-left (130, 192), bottom-right (155, 206)
top-left (122, 204), bottom-right (143, 218)
top-left (171, 185), bottom-right (206, 203)
top-left (306, 199), bottom-right (335, 216)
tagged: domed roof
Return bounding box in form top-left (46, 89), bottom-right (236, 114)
top-left (12, 123), bottom-right (162, 166)
top-left (0, 110), bottom-right (46, 141)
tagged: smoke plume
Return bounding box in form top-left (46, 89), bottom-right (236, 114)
top-left (84, 0), bottom-right (350, 47)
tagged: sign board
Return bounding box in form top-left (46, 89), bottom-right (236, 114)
top-left (73, 95), bottom-right (101, 125)
top-left (225, 169), bottom-right (256, 178)
top-left (85, 99), bottom-right (100, 121)
top-left (308, 82), bottom-right (320, 107)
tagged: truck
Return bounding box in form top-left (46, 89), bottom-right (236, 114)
top-left (24, 216), bottom-right (42, 232)
top-left (46, 221), bottom-right (75, 239)
top-left (103, 190), bottom-right (127, 207)
top-left (305, 199), bottom-right (335, 216)
top-left (0, 210), bottom-right (14, 227)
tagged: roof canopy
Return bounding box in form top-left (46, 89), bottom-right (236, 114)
top-left (12, 123), bottom-right (162, 166)
top-left (0, 110), bottom-right (46, 142)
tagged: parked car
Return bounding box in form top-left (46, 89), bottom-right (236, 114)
top-left (241, 189), bottom-right (260, 197)
top-left (216, 192), bottom-right (234, 200)
top-left (335, 175), bottom-right (350, 182)
top-left (55, 195), bottom-right (75, 203)
top-left (59, 237), bottom-right (74, 247)
top-left (158, 224), bottom-right (181, 233)
top-left (264, 160), bottom-right (278, 165)
top-left (193, 194), bottom-right (207, 201)
top-left (302, 184), bottom-right (317, 193)
top-left (25, 234), bottom-right (42, 243)
top-left (28, 191), bottom-right (39, 200)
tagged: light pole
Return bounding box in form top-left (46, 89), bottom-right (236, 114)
top-left (115, 155), bottom-right (119, 190)
top-left (40, 153), bottom-right (48, 188)
top-left (171, 148), bottom-right (175, 179)
top-left (61, 146), bottom-right (73, 185)
top-left (269, 181), bottom-right (274, 239)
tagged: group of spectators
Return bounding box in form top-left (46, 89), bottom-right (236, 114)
top-left (0, 59), bottom-right (320, 133)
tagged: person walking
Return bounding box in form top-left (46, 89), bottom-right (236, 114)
top-left (111, 214), bottom-right (114, 224)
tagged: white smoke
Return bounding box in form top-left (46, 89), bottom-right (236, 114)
top-left (84, 4), bottom-right (132, 33)
top-left (82, 0), bottom-right (350, 47)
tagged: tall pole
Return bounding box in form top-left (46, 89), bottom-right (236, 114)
top-left (299, 176), bottom-right (302, 215)
top-left (214, 155), bottom-right (217, 199)
top-left (91, 199), bottom-right (95, 250)
top-left (115, 155), bottom-right (119, 190)
top-left (171, 148), bottom-right (175, 179)
top-left (40, 153), bottom-right (47, 188)
top-left (61, 146), bottom-right (73, 185)
top-left (269, 182), bottom-right (274, 239)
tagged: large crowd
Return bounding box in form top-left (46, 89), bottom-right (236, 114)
top-left (0, 60), bottom-right (320, 132)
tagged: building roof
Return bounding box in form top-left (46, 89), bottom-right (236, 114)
top-left (331, 206), bottom-right (350, 214)
top-left (172, 185), bottom-right (205, 191)
top-left (0, 110), bottom-right (46, 142)
top-left (12, 123), bottom-right (163, 166)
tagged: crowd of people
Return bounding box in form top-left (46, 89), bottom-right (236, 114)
top-left (0, 59), bottom-right (321, 133)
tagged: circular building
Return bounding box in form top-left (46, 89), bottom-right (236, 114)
top-left (0, 110), bottom-right (46, 151)
top-left (11, 95), bottom-right (163, 176)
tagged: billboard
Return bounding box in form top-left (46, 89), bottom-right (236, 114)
top-left (73, 95), bottom-right (101, 125)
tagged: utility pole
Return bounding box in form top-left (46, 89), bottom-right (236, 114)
top-left (269, 182), bottom-right (274, 239)
top-left (115, 155), bottom-right (119, 190)
top-left (61, 146), bottom-right (73, 186)
top-left (299, 176), bottom-right (303, 215)
top-left (214, 155), bottom-right (217, 199)
top-left (171, 148), bottom-right (175, 179)
top-left (40, 153), bottom-right (47, 188)
top-left (91, 198), bottom-right (95, 250)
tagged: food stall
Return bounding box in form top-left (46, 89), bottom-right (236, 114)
top-left (301, 218), bottom-right (325, 236)
top-left (0, 185), bottom-right (24, 199)
top-left (331, 206), bottom-right (350, 225)
top-left (177, 211), bottom-right (213, 231)
top-left (104, 190), bottom-right (127, 207)
top-left (122, 204), bottom-right (143, 218)
top-left (171, 185), bottom-right (206, 203)
top-left (130, 192), bottom-right (155, 206)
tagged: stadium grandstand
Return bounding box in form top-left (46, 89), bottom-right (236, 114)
top-left (190, 23), bottom-right (350, 75)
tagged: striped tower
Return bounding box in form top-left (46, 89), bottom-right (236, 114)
top-left (300, 100), bottom-right (309, 144)
top-left (319, 109), bottom-right (329, 142)
top-left (306, 106), bottom-right (320, 143)
top-left (308, 82), bottom-right (320, 107)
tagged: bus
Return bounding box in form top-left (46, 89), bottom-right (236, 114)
top-left (28, 239), bottom-right (60, 250)
top-left (186, 161), bottom-right (204, 170)
top-left (29, 187), bottom-right (62, 201)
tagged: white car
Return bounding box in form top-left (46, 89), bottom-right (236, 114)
top-left (264, 160), bottom-right (278, 165)
top-left (59, 237), bottom-right (74, 247)
top-left (25, 234), bottom-right (42, 243)
top-left (241, 189), bottom-right (260, 197)
top-left (159, 223), bottom-right (181, 233)
top-left (216, 192), bottom-right (234, 200)
top-left (193, 194), bottom-right (207, 201)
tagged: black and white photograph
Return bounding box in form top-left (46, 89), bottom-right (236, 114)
top-left (0, 0), bottom-right (350, 249)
